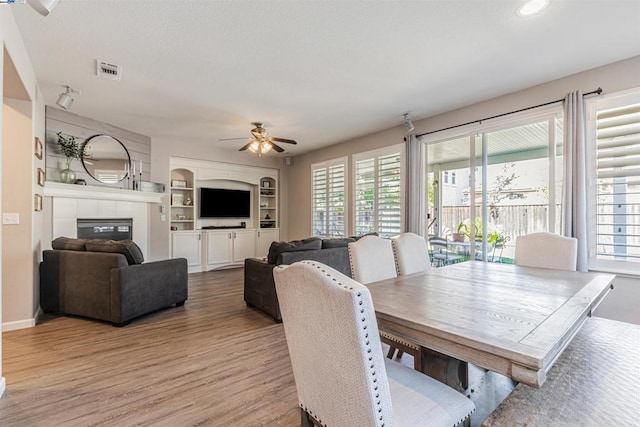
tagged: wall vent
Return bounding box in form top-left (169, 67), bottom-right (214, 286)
top-left (96, 60), bottom-right (122, 81)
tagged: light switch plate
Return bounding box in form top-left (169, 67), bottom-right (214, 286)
top-left (2, 213), bottom-right (20, 225)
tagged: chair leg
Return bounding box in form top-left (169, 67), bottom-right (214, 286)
top-left (396, 350), bottom-right (404, 359)
top-left (301, 408), bottom-right (314, 427)
top-left (387, 346), bottom-right (397, 359)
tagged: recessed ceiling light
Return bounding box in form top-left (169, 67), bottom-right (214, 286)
top-left (517, 0), bottom-right (550, 17)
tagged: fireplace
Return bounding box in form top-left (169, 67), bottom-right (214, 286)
top-left (77, 218), bottom-right (133, 241)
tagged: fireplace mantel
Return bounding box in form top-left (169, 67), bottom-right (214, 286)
top-left (44, 182), bottom-right (163, 204)
top-left (44, 182), bottom-right (163, 260)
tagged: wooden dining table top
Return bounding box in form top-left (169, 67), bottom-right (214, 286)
top-left (366, 261), bottom-right (615, 387)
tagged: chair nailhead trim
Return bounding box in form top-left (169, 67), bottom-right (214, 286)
top-left (301, 260), bottom-right (387, 426)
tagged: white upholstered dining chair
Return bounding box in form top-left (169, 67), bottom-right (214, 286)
top-left (392, 232), bottom-right (431, 275)
top-left (348, 235), bottom-right (422, 369)
top-left (273, 261), bottom-right (475, 427)
top-left (348, 235), bottom-right (397, 284)
top-left (514, 232), bottom-right (578, 271)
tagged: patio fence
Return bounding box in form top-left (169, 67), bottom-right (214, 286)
top-left (440, 204), bottom-right (563, 241)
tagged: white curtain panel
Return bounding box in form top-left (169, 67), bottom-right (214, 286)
top-left (406, 135), bottom-right (427, 236)
top-left (563, 91), bottom-right (589, 272)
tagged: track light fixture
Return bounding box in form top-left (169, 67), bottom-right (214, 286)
top-left (56, 85), bottom-right (81, 110)
top-left (403, 113), bottom-right (415, 133)
top-left (26, 0), bottom-right (60, 16)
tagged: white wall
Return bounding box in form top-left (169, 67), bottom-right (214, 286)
top-left (0, 6), bottom-right (46, 396)
top-left (287, 55), bottom-right (640, 324)
top-left (2, 98), bottom-right (33, 329)
top-left (149, 137), bottom-right (289, 261)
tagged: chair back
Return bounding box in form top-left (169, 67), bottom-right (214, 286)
top-left (392, 232), bottom-right (431, 275)
top-left (514, 232), bottom-right (578, 271)
top-left (348, 235), bottom-right (397, 284)
top-left (273, 261), bottom-right (394, 426)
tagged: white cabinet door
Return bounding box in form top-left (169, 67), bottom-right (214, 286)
top-left (171, 232), bottom-right (202, 272)
top-left (232, 230), bottom-right (256, 262)
top-left (206, 231), bottom-right (233, 267)
top-left (256, 228), bottom-right (279, 258)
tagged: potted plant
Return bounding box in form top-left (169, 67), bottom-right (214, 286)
top-left (56, 132), bottom-right (83, 184)
top-left (453, 222), bottom-right (467, 242)
top-left (456, 218), bottom-right (483, 242)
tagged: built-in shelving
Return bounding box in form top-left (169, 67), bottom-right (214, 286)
top-left (259, 177), bottom-right (277, 228)
top-left (170, 169), bottom-right (195, 230)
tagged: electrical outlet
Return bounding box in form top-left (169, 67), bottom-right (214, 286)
top-left (2, 213), bottom-right (19, 225)
top-left (160, 214), bottom-right (166, 222)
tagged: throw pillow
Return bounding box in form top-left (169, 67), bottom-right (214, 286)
top-left (52, 237), bottom-right (86, 251)
top-left (84, 239), bottom-right (145, 265)
top-left (267, 237), bottom-right (322, 264)
top-left (351, 232), bottom-right (379, 241)
top-left (321, 237), bottom-right (355, 249)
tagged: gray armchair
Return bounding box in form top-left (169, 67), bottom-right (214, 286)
top-left (40, 238), bottom-right (188, 326)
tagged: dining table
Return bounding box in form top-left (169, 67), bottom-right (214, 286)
top-left (366, 261), bottom-right (615, 389)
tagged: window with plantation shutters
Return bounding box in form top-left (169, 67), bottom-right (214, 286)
top-left (353, 145), bottom-right (404, 237)
top-left (593, 89), bottom-right (640, 264)
top-left (311, 158), bottom-right (346, 237)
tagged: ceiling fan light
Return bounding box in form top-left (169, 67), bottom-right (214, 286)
top-left (261, 142), bottom-right (273, 153)
top-left (249, 141), bottom-right (260, 153)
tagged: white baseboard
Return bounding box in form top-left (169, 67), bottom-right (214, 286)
top-left (0, 377), bottom-right (6, 398)
top-left (2, 316), bottom-right (37, 332)
top-left (2, 307), bottom-right (43, 332)
top-left (34, 306), bottom-right (43, 325)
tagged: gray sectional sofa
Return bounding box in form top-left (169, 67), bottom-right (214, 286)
top-left (40, 237), bottom-right (188, 326)
top-left (244, 236), bottom-right (364, 321)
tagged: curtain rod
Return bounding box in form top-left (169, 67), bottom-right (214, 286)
top-left (416, 87), bottom-right (603, 138)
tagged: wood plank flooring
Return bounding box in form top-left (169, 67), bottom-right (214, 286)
top-left (0, 268), bottom-right (299, 426)
top-left (1, 268), bottom-right (510, 427)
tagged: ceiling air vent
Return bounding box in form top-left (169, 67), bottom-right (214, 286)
top-left (96, 61), bottom-right (122, 81)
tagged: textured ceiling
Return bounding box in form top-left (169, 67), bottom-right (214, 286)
top-left (11, 0), bottom-right (640, 156)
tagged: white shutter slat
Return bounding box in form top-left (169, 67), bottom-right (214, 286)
top-left (595, 98), bottom-right (640, 263)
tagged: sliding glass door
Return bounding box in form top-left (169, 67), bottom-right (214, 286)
top-left (425, 111), bottom-right (563, 265)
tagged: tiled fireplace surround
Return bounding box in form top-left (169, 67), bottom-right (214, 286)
top-left (44, 182), bottom-right (163, 260)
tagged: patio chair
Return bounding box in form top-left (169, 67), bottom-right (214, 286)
top-left (392, 232), bottom-right (431, 275)
top-left (273, 261), bottom-right (475, 427)
top-left (490, 237), bottom-right (508, 263)
top-left (349, 235), bottom-right (421, 370)
top-left (514, 232), bottom-right (577, 271)
top-left (429, 236), bottom-right (462, 267)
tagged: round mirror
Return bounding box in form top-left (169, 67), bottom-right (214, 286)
top-left (81, 135), bottom-right (131, 184)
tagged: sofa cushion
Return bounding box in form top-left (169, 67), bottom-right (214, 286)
top-left (267, 237), bottom-right (322, 264)
top-left (52, 237), bottom-right (86, 251)
top-left (84, 239), bottom-right (145, 265)
top-left (321, 237), bottom-right (356, 249)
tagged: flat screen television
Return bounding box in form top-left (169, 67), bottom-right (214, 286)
top-left (200, 188), bottom-right (251, 218)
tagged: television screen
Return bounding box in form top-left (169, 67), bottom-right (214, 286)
top-left (200, 188), bottom-right (251, 218)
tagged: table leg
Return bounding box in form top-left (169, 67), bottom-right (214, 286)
top-left (420, 347), bottom-right (469, 393)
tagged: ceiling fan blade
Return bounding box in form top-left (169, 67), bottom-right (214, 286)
top-left (239, 142), bottom-right (253, 151)
top-left (271, 143), bottom-right (285, 153)
top-left (220, 137), bottom-right (249, 141)
top-left (269, 136), bottom-right (297, 145)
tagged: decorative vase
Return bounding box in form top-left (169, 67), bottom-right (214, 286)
top-left (60, 160), bottom-right (76, 184)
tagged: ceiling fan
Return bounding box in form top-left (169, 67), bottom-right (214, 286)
top-left (220, 122), bottom-right (297, 155)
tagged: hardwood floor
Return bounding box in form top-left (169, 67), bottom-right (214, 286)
top-left (1, 268), bottom-right (509, 426)
top-left (0, 268), bottom-right (299, 426)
